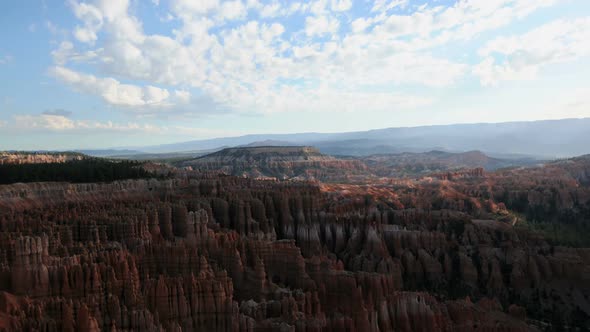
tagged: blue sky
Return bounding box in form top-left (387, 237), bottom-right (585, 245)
top-left (1, 0), bottom-right (589, 150)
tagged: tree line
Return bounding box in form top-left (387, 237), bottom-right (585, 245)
top-left (0, 159), bottom-right (154, 184)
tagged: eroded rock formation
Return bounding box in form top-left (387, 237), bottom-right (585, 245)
top-left (180, 146), bottom-right (370, 182)
top-left (0, 155), bottom-right (589, 330)
top-left (0, 152), bottom-right (84, 165)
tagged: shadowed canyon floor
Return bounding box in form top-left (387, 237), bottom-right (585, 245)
top-left (0, 151), bottom-right (589, 331)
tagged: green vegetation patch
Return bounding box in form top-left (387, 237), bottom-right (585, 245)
top-left (515, 216), bottom-right (590, 247)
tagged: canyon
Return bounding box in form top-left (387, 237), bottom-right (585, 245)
top-left (0, 149), bottom-right (588, 330)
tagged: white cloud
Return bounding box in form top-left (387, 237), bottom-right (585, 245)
top-left (7, 114), bottom-right (244, 139)
top-left (475, 17), bottom-right (590, 85)
top-left (305, 15), bottom-right (340, 36)
top-left (219, 0), bottom-right (247, 21)
top-left (253, 1), bottom-right (308, 18)
top-left (49, 66), bottom-right (190, 109)
top-left (170, 0), bottom-right (220, 17)
top-left (14, 114), bottom-right (76, 131)
top-left (371, 0), bottom-right (407, 13)
top-left (12, 114), bottom-right (163, 133)
top-left (330, 0), bottom-right (352, 12)
top-left (50, 0), bottom-right (565, 118)
top-left (246, 1), bottom-right (343, 18)
top-left (51, 41), bottom-right (100, 65)
top-left (69, 0), bottom-right (104, 43)
top-left (258, 2), bottom-right (281, 17)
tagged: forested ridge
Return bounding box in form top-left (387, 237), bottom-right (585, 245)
top-left (0, 159), bottom-right (153, 184)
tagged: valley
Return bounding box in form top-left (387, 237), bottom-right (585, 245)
top-left (0, 147), bottom-right (589, 330)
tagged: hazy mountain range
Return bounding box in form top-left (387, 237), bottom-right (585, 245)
top-left (85, 118), bottom-right (590, 159)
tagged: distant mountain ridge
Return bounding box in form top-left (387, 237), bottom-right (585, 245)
top-left (240, 140), bottom-right (296, 147)
top-left (127, 118), bottom-right (590, 158)
top-left (76, 149), bottom-right (143, 157)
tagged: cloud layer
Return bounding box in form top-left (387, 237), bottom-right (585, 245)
top-left (50, 66), bottom-right (190, 109)
top-left (7, 113), bottom-right (241, 139)
top-left (475, 17), bottom-right (590, 85)
top-left (39, 0), bottom-right (588, 125)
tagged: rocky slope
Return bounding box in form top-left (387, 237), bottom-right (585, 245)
top-left (180, 148), bottom-right (540, 182)
top-left (179, 146), bottom-right (370, 182)
top-left (0, 152), bottom-right (84, 165)
top-left (361, 150), bottom-right (539, 178)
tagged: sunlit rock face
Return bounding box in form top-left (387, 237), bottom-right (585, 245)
top-left (0, 155), bottom-right (589, 331)
top-left (0, 152), bottom-right (84, 165)
top-left (179, 146), bottom-right (370, 182)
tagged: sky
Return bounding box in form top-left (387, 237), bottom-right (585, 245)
top-left (0, 0), bottom-right (589, 150)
